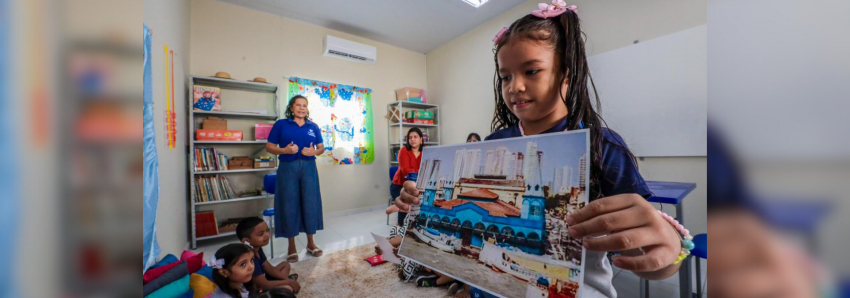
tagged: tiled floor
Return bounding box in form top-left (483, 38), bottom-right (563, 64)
top-left (196, 208), bottom-right (707, 297)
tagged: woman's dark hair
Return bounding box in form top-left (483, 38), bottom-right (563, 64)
top-left (492, 12), bottom-right (637, 200)
top-left (251, 288), bottom-right (297, 298)
top-left (284, 95), bottom-right (310, 120)
top-left (212, 244), bottom-right (256, 298)
top-left (466, 133), bottom-right (481, 142)
top-left (404, 127), bottom-right (424, 151)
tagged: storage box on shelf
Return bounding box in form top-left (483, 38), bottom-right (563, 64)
top-left (395, 87), bottom-right (426, 103)
top-left (188, 75), bottom-right (280, 249)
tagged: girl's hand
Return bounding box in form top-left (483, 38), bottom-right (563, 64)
top-left (301, 142), bottom-right (315, 156)
top-left (392, 180), bottom-right (420, 213)
top-left (392, 247), bottom-right (400, 259)
top-left (375, 245), bottom-right (382, 255)
top-left (567, 194), bottom-right (682, 273)
top-left (284, 142), bottom-right (299, 154)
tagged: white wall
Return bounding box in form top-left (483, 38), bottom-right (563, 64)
top-left (189, 0), bottom-right (427, 221)
top-left (425, 0), bottom-right (708, 234)
top-left (144, 0), bottom-right (191, 255)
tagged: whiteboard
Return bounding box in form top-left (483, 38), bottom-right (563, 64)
top-left (588, 25), bottom-right (707, 157)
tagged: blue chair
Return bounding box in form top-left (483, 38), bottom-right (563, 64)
top-left (263, 174), bottom-right (276, 256)
top-left (691, 233), bottom-right (707, 297)
top-left (642, 232), bottom-right (707, 298)
top-left (387, 166), bottom-right (399, 225)
top-left (264, 174), bottom-right (276, 195)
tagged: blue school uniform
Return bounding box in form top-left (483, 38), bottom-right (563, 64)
top-left (485, 118), bottom-right (652, 298)
top-left (267, 118), bottom-right (324, 238)
top-left (252, 247), bottom-right (268, 277)
top-left (268, 119), bottom-right (324, 162)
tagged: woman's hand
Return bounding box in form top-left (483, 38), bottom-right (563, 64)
top-left (567, 193), bottom-right (682, 277)
top-left (390, 180), bottom-right (420, 213)
top-left (301, 142), bottom-right (316, 156)
top-left (283, 142), bottom-right (299, 155)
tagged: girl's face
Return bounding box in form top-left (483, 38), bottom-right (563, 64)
top-left (223, 252), bottom-right (255, 284)
top-left (290, 98), bottom-right (308, 119)
top-left (407, 132), bottom-right (421, 149)
top-left (497, 38), bottom-right (569, 124)
top-left (467, 136), bottom-right (480, 143)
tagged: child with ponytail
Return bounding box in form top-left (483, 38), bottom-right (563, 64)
top-left (395, 2), bottom-right (689, 297)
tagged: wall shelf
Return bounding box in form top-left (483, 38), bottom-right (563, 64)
top-left (195, 195), bottom-right (268, 206)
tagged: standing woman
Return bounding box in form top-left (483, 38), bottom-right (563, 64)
top-left (390, 128), bottom-right (424, 226)
top-left (266, 95), bottom-right (325, 263)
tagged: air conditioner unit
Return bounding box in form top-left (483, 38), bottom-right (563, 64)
top-left (323, 35), bottom-right (377, 64)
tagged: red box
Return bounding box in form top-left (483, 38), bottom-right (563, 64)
top-left (255, 123), bottom-right (273, 140)
top-left (409, 119), bottom-right (434, 125)
top-left (195, 129), bottom-right (243, 141)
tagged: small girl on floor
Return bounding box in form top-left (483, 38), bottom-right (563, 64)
top-left (209, 243), bottom-right (258, 298)
top-left (209, 244), bottom-right (294, 298)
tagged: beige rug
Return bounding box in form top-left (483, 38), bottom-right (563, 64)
top-left (277, 244), bottom-right (451, 298)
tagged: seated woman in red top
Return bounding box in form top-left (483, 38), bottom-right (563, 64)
top-left (389, 128), bottom-right (424, 226)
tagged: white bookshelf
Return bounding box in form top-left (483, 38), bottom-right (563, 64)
top-left (188, 75), bottom-right (279, 249)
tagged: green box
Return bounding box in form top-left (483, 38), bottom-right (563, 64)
top-left (404, 110), bottom-right (434, 120)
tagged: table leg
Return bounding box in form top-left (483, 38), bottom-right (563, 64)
top-left (678, 202), bottom-right (692, 298)
top-left (639, 278), bottom-right (649, 298)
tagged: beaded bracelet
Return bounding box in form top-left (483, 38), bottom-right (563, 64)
top-left (658, 210), bottom-right (694, 265)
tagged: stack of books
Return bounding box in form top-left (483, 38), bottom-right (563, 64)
top-left (193, 148), bottom-right (229, 171)
top-left (193, 176), bottom-right (236, 202)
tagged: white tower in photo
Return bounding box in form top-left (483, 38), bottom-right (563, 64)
top-left (579, 154), bottom-right (587, 189)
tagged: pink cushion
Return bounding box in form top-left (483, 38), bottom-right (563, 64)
top-left (180, 251), bottom-right (205, 274)
top-left (143, 260), bottom-right (181, 285)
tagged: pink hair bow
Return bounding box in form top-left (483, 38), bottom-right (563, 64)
top-left (492, 26), bottom-right (509, 45)
top-left (531, 0), bottom-right (577, 19)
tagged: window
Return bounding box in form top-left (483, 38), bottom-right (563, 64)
top-left (531, 201), bottom-right (542, 216)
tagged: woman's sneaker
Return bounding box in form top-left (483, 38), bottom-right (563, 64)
top-left (415, 275), bottom-right (439, 287)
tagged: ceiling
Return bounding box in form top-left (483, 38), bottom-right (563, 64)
top-left (215, 0), bottom-right (527, 53)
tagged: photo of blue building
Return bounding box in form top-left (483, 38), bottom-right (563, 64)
top-left (400, 131), bottom-right (589, 298)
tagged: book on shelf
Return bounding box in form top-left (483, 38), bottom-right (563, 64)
top-left (194, 175), bottom-right (236, 202)
top-left (195, 211), bottom-right (219, 237)
top-left (193, 85), bottom-right (222, 112)
top-left (218, 217), bottom-right (254, 233)
top-left (194, 148), bottom-right (230, 172)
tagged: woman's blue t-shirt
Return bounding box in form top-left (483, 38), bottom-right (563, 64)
top-left (267, 118), bottom-right (324, 162)
top-left (485, 119), bottom-right (652, 199)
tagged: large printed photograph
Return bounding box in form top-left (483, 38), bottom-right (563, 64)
top-left (398, 130), bottom-right (590, 298)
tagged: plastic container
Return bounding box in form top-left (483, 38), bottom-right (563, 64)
top-left (395, 87), bottom-right (426, 103)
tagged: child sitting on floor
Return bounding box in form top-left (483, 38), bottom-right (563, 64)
top-left (375, 217), bottom-right (464, 295)
top-left (209, 243), bottom-right (265, 298)
top-left (236, 217), bottom-right (301, 293)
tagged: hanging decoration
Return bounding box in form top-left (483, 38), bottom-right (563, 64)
top-left (168, 49), bottom-right (177, 148)
top-left (163, 45), bottom-right (177, 149)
